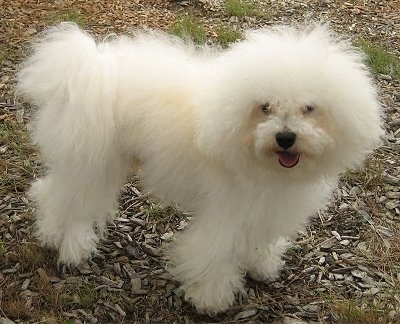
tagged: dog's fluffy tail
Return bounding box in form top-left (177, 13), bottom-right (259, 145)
top-left (17, 22), bottom-right (117, 167)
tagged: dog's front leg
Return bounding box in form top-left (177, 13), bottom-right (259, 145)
top-left (246, 237), bottom-right (290, 282)
top-left (169, 212), bottom-right (244, 315)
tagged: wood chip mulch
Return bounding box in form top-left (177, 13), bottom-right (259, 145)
top-left (0, 0), bottom-right (399, 323)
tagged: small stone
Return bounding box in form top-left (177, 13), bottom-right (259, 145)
top-left (21, 279), bottom-right (30, 291)
top-left (331, 231), bottom-right (341, 240)
top-left (340, 239), bottom-right (351, 246)
top-left (356, 242), bottom-right (369, 253)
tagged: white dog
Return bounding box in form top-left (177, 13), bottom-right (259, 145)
top-left (17, 23), bottom-right (383, 314)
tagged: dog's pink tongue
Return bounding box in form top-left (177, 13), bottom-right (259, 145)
top-left (278, 152), bottom-right (300, 168)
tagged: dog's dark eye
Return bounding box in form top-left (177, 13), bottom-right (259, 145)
top-left (260, 103), bottom-right (271, 114)
top-left (304, 105), bottom-right (315, 114)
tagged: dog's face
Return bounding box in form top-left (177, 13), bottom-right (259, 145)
top-left (196, 27), bottom-right (383, 180)
top-left (246, 99), bottom-right (334, 172)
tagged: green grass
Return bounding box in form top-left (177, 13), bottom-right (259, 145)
top-left (73, 283), bottom-right (100, 308)
top-left (341, 158), bottom-right (385, 214)
top-left (170, 14), bottom-right (207, 44)
top-left (0, 119), bottom-right (37, 193)
top-left (2, 280), bottom-right (40, 320)
top-left (17, 244), bottom-right (58, 270)
top-left (225, 0), bottom-right (258, 18)
top-left (0, 121), bottom-right (32, 157)
top-left (216, 25), bottom-right (243, 48)
top-left (146, 202), bottom-right (181, 220)
top-left (358, 39), bottom-right (400, 77)
top-left (46, 9), bottom-right (86, 27)
top-left (341, 158), bottom-right (384, 191)
top-left (334, 298), bottom-right (397, 324)
top-left (0, 42), bottom-right (20, 68)
top-left (0, 48), bottom-right (12, 67)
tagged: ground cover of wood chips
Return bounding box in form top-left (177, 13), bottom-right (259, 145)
top-left (0, 0), bottom-right (399, 323)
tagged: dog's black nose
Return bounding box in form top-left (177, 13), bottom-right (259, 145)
top-left (276, 131), bottom-right (296, 150)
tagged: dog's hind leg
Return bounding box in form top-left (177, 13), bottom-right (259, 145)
top-left (30, 155), bottom-right (130, 265)
top-left (16, 23), bottom-right (129, 264)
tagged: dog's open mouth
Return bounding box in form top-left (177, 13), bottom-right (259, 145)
top-left (277, 151), bottom-right (300, 168)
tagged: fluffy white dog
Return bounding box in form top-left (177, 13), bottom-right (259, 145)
top-left (17, 22), bottom-right (383, 314)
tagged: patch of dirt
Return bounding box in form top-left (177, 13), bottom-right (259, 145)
top-left (0, 0), bottom-right (399, 323)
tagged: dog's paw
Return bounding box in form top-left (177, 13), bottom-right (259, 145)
top-left (57, 228), bottom-right (99, 265)
top-left (37, 227), bottom-right (64, 250)
top-left (247, 238), bottom-right (289, 282)
top-left (247, 258), bottom-right (284, 282)
top-left (182, 277), bottom-right (244, 315)
top-left (184, 284), bottom-right (236, 315)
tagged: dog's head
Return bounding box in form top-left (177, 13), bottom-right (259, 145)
top-left (196, 25), bottom-right (384, 180)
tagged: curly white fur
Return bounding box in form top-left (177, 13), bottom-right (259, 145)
top-left (17, 23), bottom-right (383, 314)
